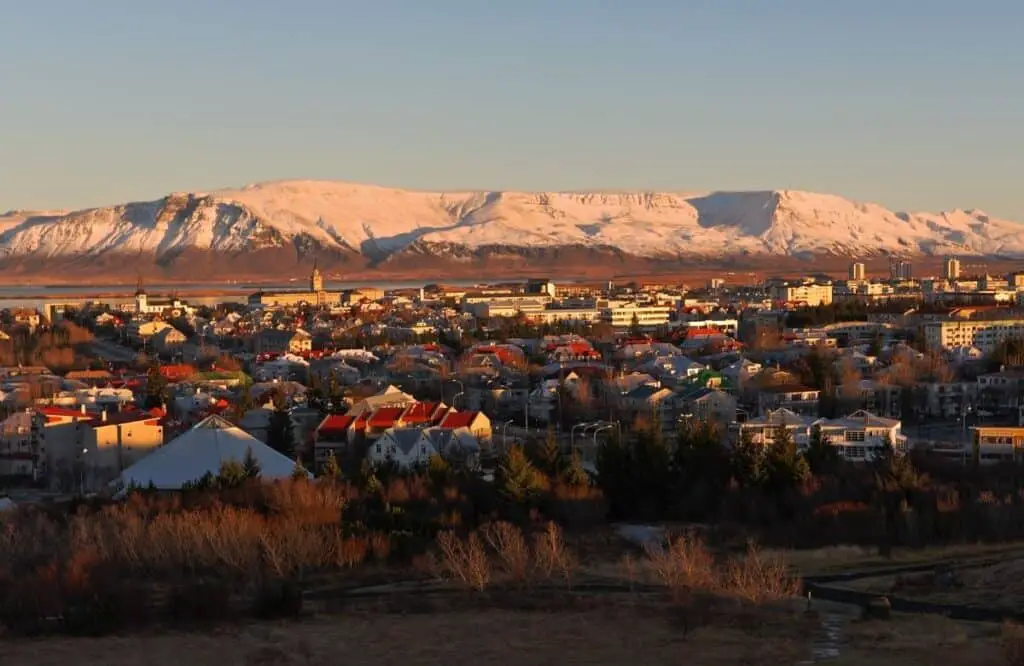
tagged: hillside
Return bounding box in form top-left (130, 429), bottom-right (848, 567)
top-left (1, 181), bottom-right (1019, 281)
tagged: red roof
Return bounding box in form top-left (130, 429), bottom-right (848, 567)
top-left (353, 413), bottom-right (368, 431)
top-left (401, 401), bottom-right (439, 424)
top-left (439, 410), bottom-right (482, 430)
top-left (39, 406), bottom-right (90, 419)
top-left (318, 414), bottom-right (355, 440)
top-left (369, 406), bottom-right (406, 428)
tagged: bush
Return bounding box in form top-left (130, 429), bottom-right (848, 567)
top-left (436, 531), bottom-right (490, 591)
top-left (644, 534), bottom-right (715, 599)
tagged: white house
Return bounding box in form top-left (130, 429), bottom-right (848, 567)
top-left (814, 410), bottom-right (907, 462)
top-left (367, 427), bottom-right (437, 469)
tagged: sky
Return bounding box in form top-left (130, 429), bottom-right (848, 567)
top-left (1, 0), bottom-right (1022, 217)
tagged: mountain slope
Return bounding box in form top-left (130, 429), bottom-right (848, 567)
top-left (1, 181), bottom-right (1020, 280)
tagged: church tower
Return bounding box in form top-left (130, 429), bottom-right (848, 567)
top-left (310, 260), bottom-right (324, 293)
top-left (135, 273), bottom-right (148, 313)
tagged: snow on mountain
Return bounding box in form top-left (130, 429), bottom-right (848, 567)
top-left (1, 180), bottom-right (1020, 266)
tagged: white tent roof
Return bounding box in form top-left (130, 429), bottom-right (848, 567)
top-left (113, 414), bottom-right (306, 490)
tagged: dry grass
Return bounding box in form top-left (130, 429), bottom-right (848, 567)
top-left (1004, 622), bottom-right (1024, 666)
top-left (0, 606), bottom-right (811, 666)
top-left (723, 542), bottom-right (802, 603)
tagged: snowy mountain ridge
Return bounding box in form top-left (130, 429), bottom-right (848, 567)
top-left (1, 181), bottom-right (1020, 271)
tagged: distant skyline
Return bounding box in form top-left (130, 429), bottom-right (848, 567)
top-left (2, 1), bottom-right (1022, 217)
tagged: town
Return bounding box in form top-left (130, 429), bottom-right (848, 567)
top-left (2, 256), bottom-right (1024, 498)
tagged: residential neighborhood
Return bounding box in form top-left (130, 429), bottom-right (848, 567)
top-left (4, 263), bottom-right (1024, 501)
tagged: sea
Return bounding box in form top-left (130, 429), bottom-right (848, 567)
top-left (0, 279), bottom-right (481, 312)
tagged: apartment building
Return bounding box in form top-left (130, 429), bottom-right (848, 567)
top-left (770, 283), bottom-right (833, 307)
top-left (600, 303), bottom-right (672, 329)
top-left (970, 426), bottom-right (1024, 464)
top-left (923, 319), bottom-right (1024, 353)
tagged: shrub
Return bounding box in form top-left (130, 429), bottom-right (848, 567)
top-left (532, 522), bottom-right (576, 589)
top-left (644, 534), bottom-right (716, 598)
top-left (481, 521), bottom-right (531, 584)
top-left (436, 531), bottom-right (490, 591)
top-left (723, 541), bottom-right (801, 603)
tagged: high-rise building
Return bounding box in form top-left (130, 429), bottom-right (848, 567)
top-left (944, 257), bottom-right (961, 280)
top-left (890, 260), bottom-right (912, 280)
top-left (848, 262), bottom-right (866, 281)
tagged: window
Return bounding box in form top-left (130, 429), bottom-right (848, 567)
top-left (845, 430), bottom-right (865, 442)
top-left (375, 444), bottom-right (381, 454)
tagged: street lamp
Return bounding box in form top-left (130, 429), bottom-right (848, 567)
top-left (500, 419), bottom-right (515, 453)
top-left (571, 421), bottom-right (597, 453)
top-left (80, 447), bottom-right (89, 495)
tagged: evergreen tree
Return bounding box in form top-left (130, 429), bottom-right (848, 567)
top-left (144, 364), bottom-right (167, 410)
top-left (496, 445), bottom-right (546, 504)
top-left (562, 450), bottom-right (590, 487)
top-left (761, 423), bottom-right (810, 496)
top-left (291, 459), bottom-right (309, 480)
top-left (217, 459), bottom-right (247, 488)
top-left (266, 393), bottom-right (296, 459)
top-left (629, 312), bottom-right (643, 338)
top-left (730, 428), bottom-right (763, 488)
top-left (242, 446), bottom-right (262, 478)
top-left (529, 429), bottom-right (562, 477)
top-left (321, 451), bottom-right (342, 480)
top-left (804, 424), bottom-right (839, 475)
top-left (673, 421), bottom-right (731, 517)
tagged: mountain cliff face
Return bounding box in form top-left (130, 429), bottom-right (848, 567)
top-left (1, 181), bottom-right (1019, 280)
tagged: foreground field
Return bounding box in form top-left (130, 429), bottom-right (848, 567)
top-left (2, 603), bottom-right (1010, 666)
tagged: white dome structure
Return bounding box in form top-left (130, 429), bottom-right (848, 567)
top-left (113, 414), bottom-right (307, 491)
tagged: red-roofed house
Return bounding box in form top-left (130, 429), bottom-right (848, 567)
top-left (438, 410), bottom-right (492, 442)
top-left (313, 413), bottom-right (357, 469)
top-left (400, 401), bottom-right (449, 426)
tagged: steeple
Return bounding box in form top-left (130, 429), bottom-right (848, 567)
top-left (310, 260), bottom-right (324, 292)
top-left (135, 272), bottom-right (146, 296)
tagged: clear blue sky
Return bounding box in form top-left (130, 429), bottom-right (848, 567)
top-left (2, 1), bottom-right (1022, 217)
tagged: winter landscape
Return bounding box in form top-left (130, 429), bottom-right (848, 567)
top-left (2, 180), bottom-right (1023, 281)
top-left (5, 2), bottom-right (1024, 665)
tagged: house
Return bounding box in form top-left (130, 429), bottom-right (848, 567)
top-left (438, 410), bottom-right (492, 443)
top-left (0, 411), bottom-right (44, 479)
top-left (365, 405), bottom-right (408, 438)
top-left (113, 414), bottom-right (306, 492)
top-left (642, 356), bottom-right (706, 387)
top-left (347, 385), bottom-right (417, 416)
top-left (756, 384), bottom-right (820, 417)
top-left (367, 427), bottom-right (435, 469)
top-left (152, 327), bottom-right (187, 354)
top-left (400, 401), bottom-right (449, 427)
top-left (677, 387), bottom-right (738, 428)
top-left (255, 329), bottom-right (313, 355)
top-left (728, 408), bottom-right (815, 449)
top-left (721, 358), bottom-right (762, 388)
top-left (815, 410), bottom-right (907, 463)
top-left (313, 414), bottom-right (355, 469)
top-left (970, 426), bottom-right (1024, 464)
top-left (82, 410), bottom-right (165, 489)
top-left (421, 426), bottom-right (481, 469)
top-left (127, 320), bottom-right (173, 344)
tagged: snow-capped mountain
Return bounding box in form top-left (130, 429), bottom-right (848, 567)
top-left (1, 181), bottom-right (1020, 280)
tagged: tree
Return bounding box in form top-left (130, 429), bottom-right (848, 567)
top-left (529, 429), bottom-right (562, 477)
top-left (760, 423), bottom-right (810, 497)
top-left (730, 429), bottom-right (762, 488)
top-left (804, 424), bottom-right (839, 475)
top-left (321, 451), bottom-right (341, 480)
top-left (217, 459), bottom-right (247, 488)
top-left (291, 459), bottom-right (309, 480)
top-left (242, 446), bottom-right (262, 478)
top-left (629, 312), bottom-right (643, 338)
top-left (673, 421), bottom-right (731, 518)
top-left (496, 445), bottom-right (547, 504)
top-left (562, 451), bottom-right (590, 487)
top-left (144, 364), bottom-right (167, 409)
top-left (266, 394), bottom-right (296, 459)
